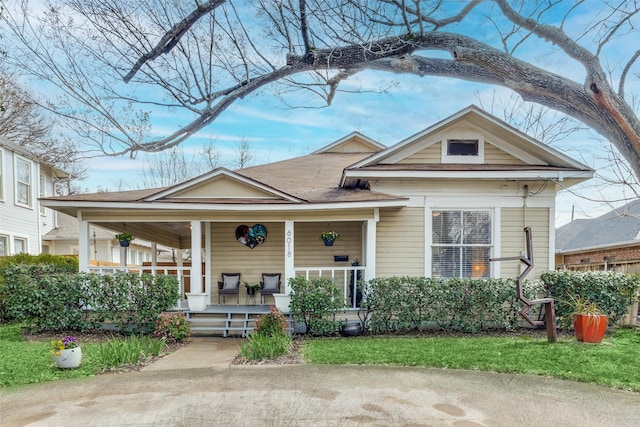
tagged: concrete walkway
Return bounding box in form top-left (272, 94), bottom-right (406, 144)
top-left (1, 337), bottom-right (640, 426)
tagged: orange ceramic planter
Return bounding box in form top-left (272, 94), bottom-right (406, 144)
top-left (573, 314), bottom-right (607, 343)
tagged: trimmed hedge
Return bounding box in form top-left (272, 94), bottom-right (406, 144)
top-left (1, 264), bottom-right (180, 333)
top-left (360, 277), bottom-right (542, 333)
top-left (0, 254), bottom-right (78, 320)
top-left (540, 270), bottom-right (639, 329)
top-left (0, 253), bottom-right (78, 271)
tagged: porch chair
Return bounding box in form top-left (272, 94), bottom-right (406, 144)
top-left (218, 273), bottom-right (241, 304)
top-left (260, 273), bottom-right (281, 304)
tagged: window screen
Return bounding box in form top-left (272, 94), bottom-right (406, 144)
top-left (432, 210), bottom-right (491, 278)
top-left (447, 139), bottom-right (478, 156)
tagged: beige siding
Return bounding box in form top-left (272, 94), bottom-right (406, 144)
top-left (209, 221), bottom-right (364, 303)
top-left (294, 221), bottom-right (363, 270)
top-left (484, 142), bottom-right (527, 165)
top-left (328, 139), bottom-right (378, 153)
top-left (376, 207), bottom-right (424, 277)
top-left (210, 222), bottom-right (285, 303)
top-left (398, 142), bottom-right (441, 164)
top-left (500, 207), bottom-right (549, 278)
top-left (171, 176), bottom-right (277, 198)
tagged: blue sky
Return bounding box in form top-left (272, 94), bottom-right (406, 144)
top-left (80, 69), bottom-right (616, 228)
top-left (14, 1), bottom-right (634, 227)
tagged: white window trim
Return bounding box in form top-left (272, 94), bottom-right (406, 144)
top-left (14, 155), bottom-right (33, 209)
top-left (441, 130), bottom-right (484, 164)
top-left (12, 234), bottom-right (29, 255)
top-left (39, 172), bottom-right (46, 215)
top-left (426, 205), bottom-right (498, 278)
top-left (0, 233), bottom-right (9, 256)
top-left (0, 148), bottom-right (4, 202)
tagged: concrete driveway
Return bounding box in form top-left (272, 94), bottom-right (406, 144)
top-left (1, 337), bottom-right (639, 426)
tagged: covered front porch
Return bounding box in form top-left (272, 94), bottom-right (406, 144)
top-left (78, 213), bottom-right (378, 311)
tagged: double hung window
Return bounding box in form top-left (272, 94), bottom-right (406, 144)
top-left (431, 210), bottom-right (492, 278)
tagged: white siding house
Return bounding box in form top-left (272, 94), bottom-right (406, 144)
top-left (0, 136), bottom-right (70, 255)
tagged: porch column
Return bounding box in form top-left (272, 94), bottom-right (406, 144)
top-left (364, 210), bottom-right (378, 281)
top-left (191, 221), bottom-right (203, 293)
top-left (204, 222), bottom-right (211, 295)
top-left (284, 220), bottom-right (295, 293)
top-left (186, 220), bottom-right (207, 311)
top-left (78, 216), bottom-right (90, 273)
top-left (151, 242), bottom-right (157, 267)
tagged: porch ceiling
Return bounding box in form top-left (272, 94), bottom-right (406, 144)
top-left (95, 221), bottom-right (191, 249)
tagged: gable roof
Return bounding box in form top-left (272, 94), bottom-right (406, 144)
top-left (340, 105), bottom-right (593, 187)
top-left (41, 133), bottom-right (406, 216)
top-left (0, 136), bottom-right (71, 179)
top-left (556, 199), bottom-right (640, 253)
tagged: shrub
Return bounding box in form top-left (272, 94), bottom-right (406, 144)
top-left (1, 265), bottom-right (180, 333)
top-left (362, 276), bottom-right (541, 334)
top-left (1, 265), bottom-right (92, 331)
top-left (255, 306), bottom-right (288, 336)
top-left (86, 272), bottom-right (181, 333)
top-left (0, 253), bottom-right (78, 271)
top-left (289, 276), bottom-right (346, 336)
top-left (240, 307), bottom-right (291, 361)
top-left (540, 270), bottom-right (639, 329)
top-left (153, 311), bottom-right (191, 343)
top-left (0, 255), bottom-right (78, 321)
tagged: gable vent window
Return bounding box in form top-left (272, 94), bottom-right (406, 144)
top-left (442, 133), bottom-right (484, 164)
top-left (447, 139), bottom-right (478, 156)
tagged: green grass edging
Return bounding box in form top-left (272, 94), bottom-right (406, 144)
top-left (303, 328), bottom-right (640, 392)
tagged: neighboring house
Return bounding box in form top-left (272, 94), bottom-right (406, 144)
top-left (0, 136), bottom-right (70, 256)
top-left (556, 199), bottom-right (640, 274)
top-left (43, 212), bottom-right (174, 265)
top-left (41, 105), bottom-right (593, 311)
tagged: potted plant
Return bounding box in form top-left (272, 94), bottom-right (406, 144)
top-left (244, 281), bottom-right (261, 296)
top-left (115, 232), bottom-right (134, 247)
top-left (320, 230), bottom-right (340, 246)
top-left (568, 295), bottom-right (608, 343)
top-left (51, 335), bottom-right (82, 369)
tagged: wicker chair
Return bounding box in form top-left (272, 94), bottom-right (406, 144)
top-left (260, 273), bottom-right (281, 304)
top-left (217, 273), bottom-right (241, 304)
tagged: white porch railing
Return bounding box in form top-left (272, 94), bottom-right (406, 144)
top-left (294, 266), bottom-right (366, 310)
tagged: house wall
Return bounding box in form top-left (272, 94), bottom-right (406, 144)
top-left (208, 220), bottom-right (365, 303)
top-left (210, 222), bottom-right (286, 299)
top-left (371, 178), bottom-right (555, 279)
top-left (376, 207), bottom-right (425, 277)
top-left (500, 207), bottom-right (550, 278)
top-left (0, 145), bottom-right (51, 255)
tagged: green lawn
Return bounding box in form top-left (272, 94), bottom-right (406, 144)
top-left (303, 328), bottom-right (640, 392)
top-left (3, 323), bottom-right (639, 392)
top-left (0, 324), bottom-right (164, 388)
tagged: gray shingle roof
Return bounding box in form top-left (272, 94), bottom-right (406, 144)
top-left (556, 199), bottom-right (640, 252)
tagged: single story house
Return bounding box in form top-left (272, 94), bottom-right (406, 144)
top-left (41, 105), bottom-right (593, 311)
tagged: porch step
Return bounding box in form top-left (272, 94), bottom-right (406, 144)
top-left (186, 306), bottom-right (294, 337)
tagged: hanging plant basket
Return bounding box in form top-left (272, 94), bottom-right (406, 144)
top-left (115, 232), bottom-right (134, 247)
top-left (320, 231), bottom-right (339, 246)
